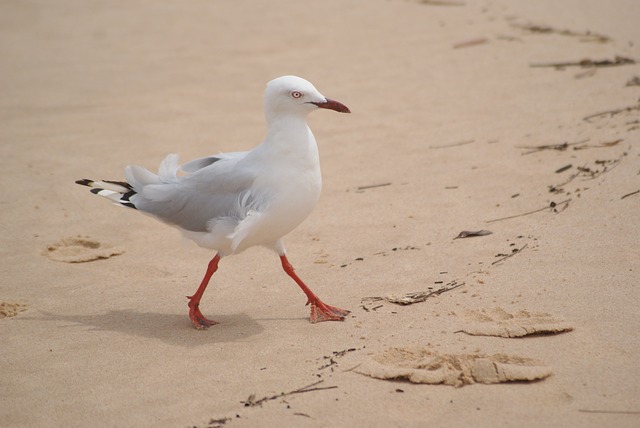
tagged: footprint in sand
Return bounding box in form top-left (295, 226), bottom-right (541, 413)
top-left (460, 307), bottom-right (574, 338)
top-left (0, 301), bottom-right (27, 318)
top-left (44, 236), bottom-right (124, 263)
top-left (358, 347), bottom-right (551, 387)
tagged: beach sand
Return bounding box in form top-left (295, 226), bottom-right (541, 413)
top-left (1, 0), bottom-right (639, 426)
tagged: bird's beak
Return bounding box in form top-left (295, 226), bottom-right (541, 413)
top-left (313, 98), bottom-right (351, 114)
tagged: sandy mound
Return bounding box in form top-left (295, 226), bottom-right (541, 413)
top-left (460, 308), bottom-right (574, 338)
top-left (358, 347), bottom-right (552, 387)
top-left (44, 237), bottom-right (124, 263)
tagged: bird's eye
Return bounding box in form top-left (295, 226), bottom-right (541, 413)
top-left (291, 91), bottom-right (302, 99)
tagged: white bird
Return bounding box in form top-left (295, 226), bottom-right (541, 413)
top-left (76, 75), bottom-right (351, 329)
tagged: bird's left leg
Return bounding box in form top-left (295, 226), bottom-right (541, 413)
top-left (279, 254), bottom-right (349, 323)
top-left (187, 253), bottom-right (221, 329)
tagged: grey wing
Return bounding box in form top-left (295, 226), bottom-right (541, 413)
top-left (179, 151), bottom-right (246, 173)
top-left (131, 152), bottom-right (258, 232)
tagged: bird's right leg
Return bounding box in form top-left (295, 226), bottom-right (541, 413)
top-left (187, 253), bottom-right (221, 330)
top-left (279, 255), bottom-right (350, 323)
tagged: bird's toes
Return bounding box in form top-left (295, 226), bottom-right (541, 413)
top-left (310, 302), bottom-right (349, 323)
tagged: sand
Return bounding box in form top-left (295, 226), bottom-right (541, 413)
top-left (1, 0), bottom-right (639, 426)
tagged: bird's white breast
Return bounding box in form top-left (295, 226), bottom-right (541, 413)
top-left (226, 121), bottom-right (322, 252)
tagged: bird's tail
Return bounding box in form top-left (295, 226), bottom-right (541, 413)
top-left (75, 179), bottom-right (137, 209)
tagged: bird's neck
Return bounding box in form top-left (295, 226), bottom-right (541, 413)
top-left (263, 114), bottom-right (317, 157)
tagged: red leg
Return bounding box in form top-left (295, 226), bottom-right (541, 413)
top-left (280, 255), bottom-right (349, 323)
top-left (187, 254), bottom-right (221, 330)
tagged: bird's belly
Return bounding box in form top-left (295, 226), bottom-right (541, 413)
top-left (270, 186), bottom-right (319, 232)
top-left (238, 171), bottom-right (321, 249)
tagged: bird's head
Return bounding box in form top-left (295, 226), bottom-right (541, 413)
top-left (264, 75), bottom-right (350, 120)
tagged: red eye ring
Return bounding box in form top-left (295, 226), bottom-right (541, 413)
top-left (291, 91), bottom-right (302, 99)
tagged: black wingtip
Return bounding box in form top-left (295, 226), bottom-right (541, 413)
top-left (75, 179), bottom-right (93, 187)
top-left (103, 179), bottom-right (134, 191)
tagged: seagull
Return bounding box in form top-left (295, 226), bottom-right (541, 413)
top-left (76, 75), bottom-right (351, 329)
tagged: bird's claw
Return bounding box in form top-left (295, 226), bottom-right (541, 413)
top-left (187, 297), bottom-right (218, 329)
top-left (310, 301), bottom-right (350, 323)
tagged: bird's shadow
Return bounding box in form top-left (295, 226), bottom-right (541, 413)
top-left (33, 309), bottom-right (264, 347)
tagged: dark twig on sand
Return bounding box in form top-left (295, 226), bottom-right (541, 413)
top-left (583, 101), bottom-right (640, 122)
top-left (579, 159), bottom-right (623, 180)
top-left (453, 38), bottom-right (488, 49)
top-left (492, 244), bottom-right (528, 265)
top-left (242, 380), bottom-right (337, 408)
top-left (573, 139), bottom-right (623, 150)
top-left (517, 140), bottom-right (589, 155)
top-left (485, 199), bottom-right (571, 223)
top-left (555, 164), bottom-right (573, 174)
top-left (318, 348), bottom-right (359, 371)
top-left (550, 153), bottom-right (626, 193)
top-left (511, 23), bottom-right (611, 43)
top-left (530, 56), bottom-right (635, 69)
top-left (548, 171), bottom-right (580, 193)
top-left (356, 182), bottom-right (392, 191)
top-left (621, 190), bottom-right (640, 200)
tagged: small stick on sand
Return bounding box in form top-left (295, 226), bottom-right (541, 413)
top-left (429, 140), bottom-right (475, 149)
top-left (621, 190), bottom-right (640, 200)
top-left (530, 56), bottom-right (635, 68)
top-left (356, 182), bottom-right (392, 191)
top-left (517, 140), bottom-right (589, 155)
top-left (485, 199), bottom-right (571, 223)
top-left (578, 409), bottom-right (640, 415)
top-left (492, 244), bottom-right (528, 265)
top-left (583, 103), bottom-right (640, 122)
top-left (242, 380), bottom-right (337, 407)
top-left (511, 23), bottom-right (610, 43)
top-left (453, 38), bottom-right (488, 49)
